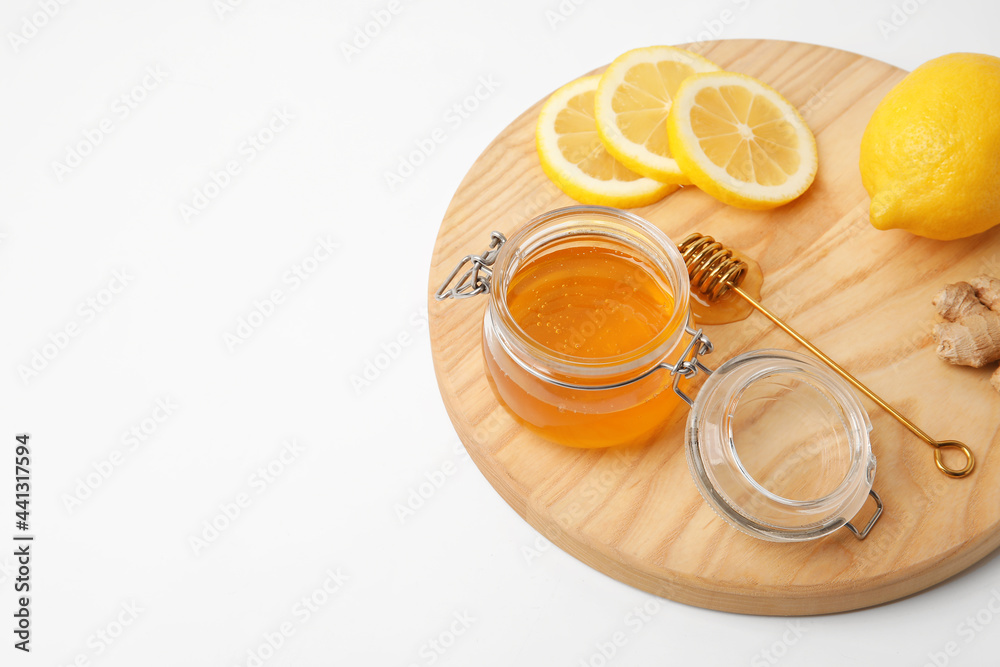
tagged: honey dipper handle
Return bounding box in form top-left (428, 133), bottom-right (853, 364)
top-left (730, 286), bottom-right (975, 478)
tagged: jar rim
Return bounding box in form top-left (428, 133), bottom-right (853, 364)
top-left (487, 206), bottom-right (692, 382)
top-left (685, 349), bottom-right (876, 542)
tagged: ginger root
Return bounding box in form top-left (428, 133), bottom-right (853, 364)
top-left (932, 281), bottom-right (984, 320)
top-left (971, 275), bottom-right (1000, 310)
top-left (933, 277), bottom-right (1000, 372)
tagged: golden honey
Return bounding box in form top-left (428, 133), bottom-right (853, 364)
top-left (506, 246), bottom-right (674, 357)
top-left (482, 220), bottom-right (691, 448)
top-left (689, 252), bottom-right (763, 325)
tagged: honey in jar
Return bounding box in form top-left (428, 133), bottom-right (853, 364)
top-left (480, 207), bottom-right (693, 448)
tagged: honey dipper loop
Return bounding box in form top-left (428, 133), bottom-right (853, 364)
top-left (678, 233), bottom-right (976, 479)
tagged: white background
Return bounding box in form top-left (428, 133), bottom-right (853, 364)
top-left (2, 0), bottom-right (999, 665)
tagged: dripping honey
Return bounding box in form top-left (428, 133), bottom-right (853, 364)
top-left (689, 251), bottom-right (763, 325)
top-left (483, 242), bottom-right (686, 448)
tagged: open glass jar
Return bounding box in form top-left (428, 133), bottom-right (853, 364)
top-left (437, 205), bottom-right (881, 541)
top-left (687, 349), bottom-right (878, 541)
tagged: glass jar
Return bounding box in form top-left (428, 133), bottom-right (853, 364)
top-left (480, 206), bottom-right (695, 448)
top-left (686, 349), bottom-right (878, 541)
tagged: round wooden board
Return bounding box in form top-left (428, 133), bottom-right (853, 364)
top-left (427, 39), bottom-right (1000, 615)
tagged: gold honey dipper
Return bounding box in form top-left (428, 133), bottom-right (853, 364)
top-left (678, 233), bottom-right (976, 479)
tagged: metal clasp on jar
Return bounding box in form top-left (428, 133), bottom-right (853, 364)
top-left (435, 232), bottom-right (506, 300)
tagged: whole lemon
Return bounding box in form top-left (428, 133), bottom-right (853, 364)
top-left (860, 53), bottom-right (1000, 240)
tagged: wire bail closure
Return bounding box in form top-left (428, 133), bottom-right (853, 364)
top-left (844, 490), bottom-right (883, 540)
top-left (435, 232), bottom-right (506, 300)
top-left (668, 326), bottom-right (713, 406)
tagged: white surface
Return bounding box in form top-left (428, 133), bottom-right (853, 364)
top-left (2, 0), bottom-right (999, 665)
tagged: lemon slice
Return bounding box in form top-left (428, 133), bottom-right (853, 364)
top-left (536, 75), bottom-right (676, 208)
top-left (666, 72), bottom-right (818, 210)
top-left (595, 46), bottom-right (721, 184)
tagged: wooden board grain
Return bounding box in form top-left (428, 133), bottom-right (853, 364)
top-left (426, 39), bottom-right (1000, 615)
